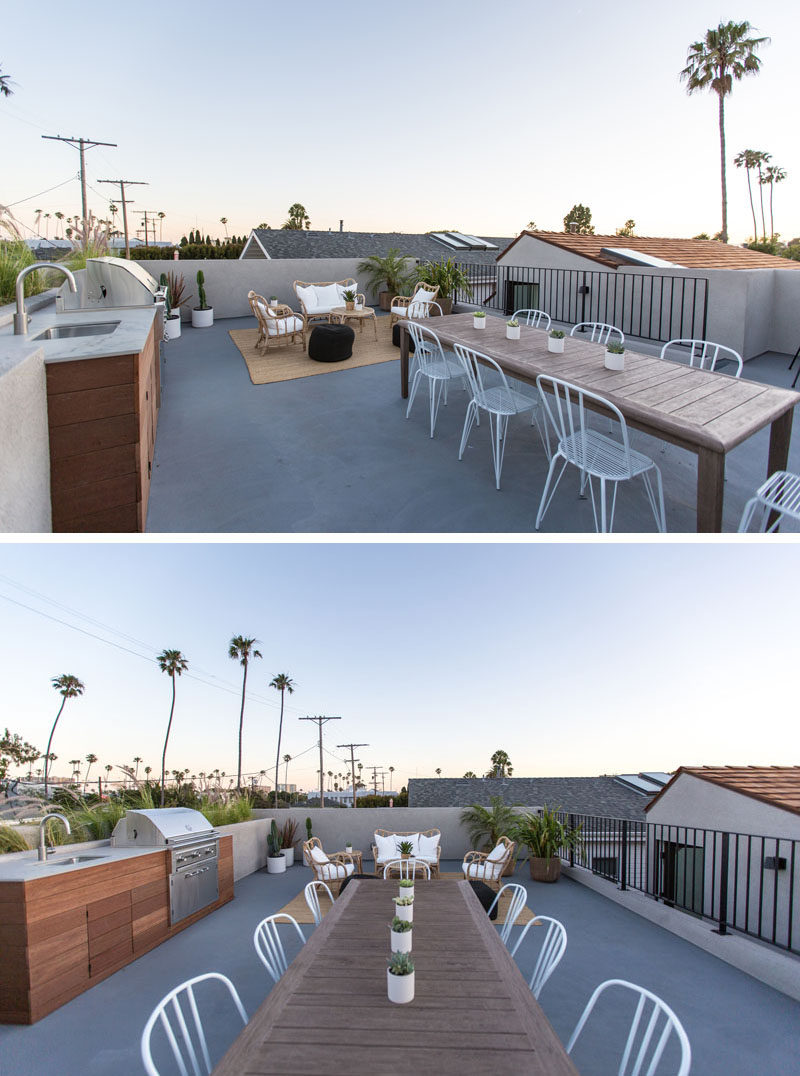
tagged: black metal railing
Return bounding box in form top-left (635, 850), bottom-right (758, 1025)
top-left (454, 264), bottom-right (709, 344)
top-left (552, 811), bottom-right (799, 955)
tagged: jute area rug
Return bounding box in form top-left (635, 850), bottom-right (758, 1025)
top-left (275, 872), bottom-right (537, 925)
top-left (229, 315), bottom-right (398, 386)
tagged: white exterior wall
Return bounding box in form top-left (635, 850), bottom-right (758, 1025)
top-left (647, 774), bottom-right (800, 838)
top-left (0, 346), bottom-right (51, 532)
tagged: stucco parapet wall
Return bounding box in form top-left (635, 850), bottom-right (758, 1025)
top-left (216, 817), bottom-right (270, 881)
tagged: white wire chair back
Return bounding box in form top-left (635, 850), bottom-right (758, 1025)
top-left (537, 375), bottom-right (633, 476)
top-left (509, 915), bottom-right (567, 999)
top-left (738, 470), bottom-right (800, 532)
top-left (141, 972), bottom-right (247, 1076)
top-left (407, 320), bottom-right (449, 375)
top-left (408, 299), bottom-right (443, 319)
top-left (512, 308), bottom-right (551, 330)
top-left (570, 321), bottom-right (624, 346)
top-left (253, 913), bottom-right (306, 985)
top-left (304, 880), bottom-right (334, 926)
top-left (383, 858), bottom-right (431, 879)
top-left (659, 338), bottom-right (742, 377)
top-left (453, 344), bottom-right (522, 414)
top-left (566, 978), bottom-right (691, 1076)
top-left (487, 883), bottom-right (528, 946)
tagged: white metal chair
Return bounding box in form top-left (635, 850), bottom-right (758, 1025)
top-left (486, 882), bottom-right (528, 946)
top-left (566, 979), bottom-right (691, 1076)
top-left (406, 320), bottom-right (467, 438)
top-left (570, 321), bottom-right (624, 347)
top-left (509, 915), bottom-right (567, 999)
top-left (304, 880), bottom-right (334, 927)
top-left (738, 470), bottom-right (800, 532)
top-left (535, 375), bottom-right (666, 533)
top-left (660, 338), bottom-right (743, 377)
top-left (512, 308), bottom-right (551, 331)
top-left (141, 972), bottom-right (247, 1076)
top-left (253, 913), bottom-right (306, 985)
top-left (453, 343), bottom-right (546, 489)
top-left (383, 858), bottom-right (431, 879)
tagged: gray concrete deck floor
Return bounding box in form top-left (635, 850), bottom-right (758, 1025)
top-left (145, 312), bottom-right (800, 533)
top-left (2, 860), bottom-right (797, 1075)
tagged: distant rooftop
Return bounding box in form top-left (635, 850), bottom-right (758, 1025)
top-left (241, 228), bottom-right (511, 264)
top-left (646, 766), bottom-right (800, 816)
top-left (498, 231), bottom-right (800, 270)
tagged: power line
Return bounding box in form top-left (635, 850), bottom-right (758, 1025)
top-left (6, 174), bottom-right (79, 209)
top-left (42, 134), bottom-right (117, 243)
top-left (98, 179), bottom-right (147, 260)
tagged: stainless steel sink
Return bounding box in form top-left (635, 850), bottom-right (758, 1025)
top-left (33, 321), bottom-right (120, 340)
top-left (44, 855), bottom-right (108, 866)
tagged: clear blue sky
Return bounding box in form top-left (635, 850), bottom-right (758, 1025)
top-left (3, 0), bottom-right (797, 244)
top-left (0, 542), bottom-right (796, 791)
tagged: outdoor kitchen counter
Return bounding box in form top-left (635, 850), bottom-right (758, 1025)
top-left (0, 834), bottom-right (233, 1025)
top-left (0, 305), bottom-right (160, 364)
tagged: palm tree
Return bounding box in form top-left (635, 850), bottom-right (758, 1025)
top-left (269, 674), bottom-right (295, 809)
top-left (389, 764), bottom-right (395, 790)
top-left (680, 21), bottom-right (769, 243)
top-left (754, 151), bottom-right (771, 241)
top-left (283, 754), bottom-right (291, 790)
top-left (435, 768), bottom-right (442, 778)
top-left (734, 150), bottom-right (761, 240)
top-left (460, 797), bottom-right (519, 851)
top-left (54, 211), bottom-right (64, 238)
top-left (84, 753), bottom-right (97, 791)
top-left (34, 209), bottom-right (43, 236)
top-left (69, 759), bottom-right (81, 782)
top-left (158, 211), bottom-right (166, 242)
top-left (144, 765), bottom-right (152, 782)
top-left (44, 212), bottom-right (51, 238)
top-left (104, 763), bottom-right (113, 788)
top-left (157, 649), bottom-right (189, 806)
top-left (761, 165), bottom-right (787, 240)
top-left (132, 756), bottom-right (143, 782)
top-left (228, 636), bottom-right (263, 791)
top-left (0, 66), bottom-right (14, 97)
top-left (220, 217), bottom-right (229, 239)
top-left (45, 674), bottom-right (85, 795)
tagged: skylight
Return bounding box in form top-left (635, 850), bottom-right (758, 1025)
top-left (600, 247), bottom-right (683, 269)
top-left (429, 232), bottom-right (499, 252)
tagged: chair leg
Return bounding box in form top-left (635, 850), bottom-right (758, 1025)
top-left (642, 466), bottom-right (667, 532)
top-left (428, 378), bottom-right (444, 438)
top-left (406, 370), bottom-right (423, 419)
top-left (459, 401), bottom-right (478, 460)
top-left (489, 413), bottom-right (510, 489)
top-left (535, 454), bottom-right (568, 530)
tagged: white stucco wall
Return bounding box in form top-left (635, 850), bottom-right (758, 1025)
top-left (646, 774), bottom-right (800, 839)
top-left (0, 346), bottom-right (51, 532)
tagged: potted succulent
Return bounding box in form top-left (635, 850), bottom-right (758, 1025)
top-left (506, 318), bottom-right (520, 340)
top-left (473, 310), bottom-right (487, 329)
top-left (415, 257), bottom-right (473, 315)
top-left (191, 269), bottom-right (213, 328)
top-left (605, 341), bottom-right (626, 371)
top-left (280, 817), bottom-right (298, 867)
top-left (393, 895), bottom-right (414, 923)
top-left (389, 915), bottom-right (413, 954)
top-left (268, 294), bottom-right (279, 308)
top-left (399, 877), bottom-right (415, 901)
top-left (514, 806), bottom-right (582, 883)
top-left (266, 819), bottom-right (286, 874)
top-left (358, 249), bottom-right (414, 311)
top-left (342, 288), bottom-right (357, 312)
top-left (548, 329), bottom-right (565, 354)
top-left (387, 951), bottom-right (415, 1004)
top-left (164, 270), bottom-right (190, 341)
top-left (398, 839), bottom-right (414, 860)
top-left (345, 840), bottom-right (354, 854)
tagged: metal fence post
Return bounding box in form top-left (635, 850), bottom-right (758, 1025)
top-left (620, 820), bottom-right (628, 891)
top-left (716, 831), bottom-right (730, 936)
top-left (569, 813), bottom-right (576, 868)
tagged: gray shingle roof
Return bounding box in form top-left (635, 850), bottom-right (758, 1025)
top-left (408, 777), bottom-right (652, 820)
top-left (243, 229), bottom-right (511, 265)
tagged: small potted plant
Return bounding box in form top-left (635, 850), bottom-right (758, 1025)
top-left (387, 951), bottom-right (415, 1004)
top-left (266, 820), bottom-right (286, 874)
top-left (398, 877), bottom-right (415, 901)
top-left (342, 288), bottom-right (356, 312)
top-left (393, 895), bottom-right (414, 923)
top-left (506, 318), bottom-right (520, 341)
top-left (280, 817), bottom-right (298, 867)
top-left (164, 270), bottom-right (190, 341)
top-left (398, 839), bottom-right (413, 860)
top-left (548, 329), bottom-right (565, 354)
top-left (389, 915), bottom-right (413, 954)
top-left (473, 310), bottom-right (487, 329)
top-left (604, 341), bottom-right (626, 371)
top-left (268, 294), bottom-right (279, 309)
top-left (191, 269), bottom-right (213, 328)
top-left (345, 839), bottom-right (354, 854)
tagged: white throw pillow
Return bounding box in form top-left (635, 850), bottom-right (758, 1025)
top-left (411, 287), bottom-right (435, 306)
top-left (296, 284), bottom-right (316, 311)
top-left (315, 283), bottom-right (342, 311)
top-left (418, 833), bottom-right (440, 860)
top-left (486, 841), bottom-right (507, 863)
top-left (309, 846), bottom-right (329, 865)
top-left (374, 833), bottom-right (397, 863)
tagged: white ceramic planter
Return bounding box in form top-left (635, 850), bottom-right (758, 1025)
top-left (266, 854), bottom-right (286, 874)
top-left (165, 314), bottom-right (181, 340)
top-left (390, 928), bottom-right (412, 953)
top-left (473, 316), bottom-right (486, 329)
top-left (394, 902), bottom-right (413, 923)
top-left (399, 884), bottom-right (414, 901)
top-left (506, 325), bottom-right (520, 340)
top-left (355, 303), bottom-right (363, 311)
top-left (387, 969), bottom-right (415, 1004)
top-left (345, 845), bottom-right (354, 854)
top-left (192, 307), bottom-right (214, 328)
top-left (281, 846), bottom-right (294, 867)
top-left (548, 337), bottom-right (565, 354)
top-left (604, 350), bottom-right (625, 371)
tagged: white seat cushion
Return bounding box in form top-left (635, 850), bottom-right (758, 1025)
top-left (418, 833), bottom-right (440, 860)
top-left (462, 860), bottom-right (501, 881)
top-left (391, 304), bottom-right (409, 316)
top-left (320, 861), bottom-right (354, 880)
top-left (374, 833), bottom-right (397, 864)
top-left (266, 316), bottom-right (303, 336)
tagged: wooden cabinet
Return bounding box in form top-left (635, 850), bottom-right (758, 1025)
top-left (0, 836), bottom-right (233, 1025)
top-left (45, 317), bottom-right (161, 532)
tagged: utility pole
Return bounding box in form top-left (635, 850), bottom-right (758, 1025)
top-left (137, 209), bottom-right (161, 249)
top-left (369, 765), bottom-right (384, 796)
top-left (42, 134), bottom-right (117, 249)
top-left (299, 715), bottom-right (341, 807)
top-left (338, 742), bottom-right (368, 809)
top-left (98, 179), bottom-right (147, 260)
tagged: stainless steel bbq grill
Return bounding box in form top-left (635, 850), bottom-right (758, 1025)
top-left (111, 808), bottom-right (220, 925)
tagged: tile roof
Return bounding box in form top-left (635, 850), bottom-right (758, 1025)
top-left (645, 766), bottom-right (800, 816)
top-left (498, 231), bottom-right (800, 271)
top-left (245, 229), bottom-right (511, 265)
top-left (408, 777), bottom-right (652, 820)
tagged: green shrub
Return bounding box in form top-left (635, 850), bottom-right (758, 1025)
top-left (0, 825), bottom-right (31, 853)
top-left (0, 241), bottom-right (43, 304)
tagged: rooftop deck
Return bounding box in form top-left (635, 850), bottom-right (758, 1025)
top-left (3, 860), bottom-right (797, 1075)
top-left (145, 312), bottom-right (800, 533)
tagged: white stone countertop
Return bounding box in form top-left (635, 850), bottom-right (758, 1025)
top-left (0, 304), bottom-right (159, 371)
top-left (0, 840), bottom-right (165, 882)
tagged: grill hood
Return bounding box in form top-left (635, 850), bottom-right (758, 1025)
top-left (111, 808), bottom-right (217, 848)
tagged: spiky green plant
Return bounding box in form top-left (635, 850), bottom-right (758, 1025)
top-left (399, 878), bottom-right (414, 889)
top-left (460, 796), bottom-right (518, 850)
top-left (0, 825), bottom-right (32, 853)
top-left (196, 269), bottom-right (209, 311)
top-left (513, 807), bottom-right (583, 860)
top-left (393, 896), bottom-right (414, 907)
top-left (388, 951), bottom-right (415, 975)
top-left (390, 916), bottom-right (413, 933)
top-left (398, 840), bottom-right (413, 855)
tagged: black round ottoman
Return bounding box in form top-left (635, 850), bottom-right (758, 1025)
top-left (392, 322), bottom-right (415, 351)
top-left (308, 323), bottom-right (355, 362)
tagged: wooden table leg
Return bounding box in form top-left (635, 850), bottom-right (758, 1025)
top-left (697, 448), bottom-right (725, 532)
top-left (400, 324), bottom-right (409, 399)
top-left (766, 407), bottom-right (794, 529)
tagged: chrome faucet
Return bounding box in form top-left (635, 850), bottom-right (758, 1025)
top-left (38, 812), bottom-right (71, 861)
top-left (14, 263), bottom-right (77, 335)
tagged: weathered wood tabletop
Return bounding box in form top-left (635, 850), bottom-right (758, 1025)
top-left (211, 879), bottom-right (579, 1076)
top-left (398, 314), bottom-right (800, 531)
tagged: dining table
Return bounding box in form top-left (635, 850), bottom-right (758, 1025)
top-left (397, 314), bottom-right (800, 532)
top-left (211, 878), bottom-right (579, 1075)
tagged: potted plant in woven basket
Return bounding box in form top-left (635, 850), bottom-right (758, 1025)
top-left (389, 916), bottom-right (413, 954)
top-left (191, 269), bottom-right (213, 328)
top-left (358, 249), bottom-right (414, 311)
top-left (548, 329), bottom-right (565, 354)
top-left (387, 951), bottom-right (415, 1004)
top-left (342, 288), bottom-right (357, 312)
top-left (266, 819), bottom-right (286, 874)
top-left (514, 807), bottom-right (582, 883)
top-left (398, 839), bottom-right (414, 860)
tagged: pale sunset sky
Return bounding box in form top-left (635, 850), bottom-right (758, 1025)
top-left (1, 542), bottom-right (797, 791)
top-left (2, 0), bottom-right (797, 246)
